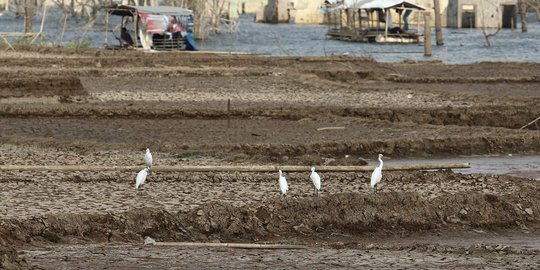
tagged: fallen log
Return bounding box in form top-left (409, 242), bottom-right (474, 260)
top-left (0, 163), bottom-right (470, 172)
top-left (153, 242), bottom-right (306, 249)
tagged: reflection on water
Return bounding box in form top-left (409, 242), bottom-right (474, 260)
top-left (0, 11), bottom-right (539, 64)
top-left (386, 155), bottom-right (540, 180)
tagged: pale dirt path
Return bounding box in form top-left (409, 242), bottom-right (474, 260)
top-left (21, 243), bottom-right (540, 270)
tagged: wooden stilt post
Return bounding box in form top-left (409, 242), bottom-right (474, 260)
top-left (384, 8), bottom-right (389, 40)
top-left (433, 0), bottom-right (444, 45)
top-left (424, 12), bottom-right (432, 56)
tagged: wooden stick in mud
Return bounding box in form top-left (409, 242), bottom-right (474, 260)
top-left (317, 126), bottom-right (345, 131)
top-left (0, 163), bottom-right (470, 172)
top-left (153, 242), bottom-right (306, 249)
top-left (227, 98), bottom-right (231, 128)
top-left (520, 115), bottom-right (540, 130)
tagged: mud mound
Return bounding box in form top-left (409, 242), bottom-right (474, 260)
top-left (339, 105), bottom-right (540, 130)
top-left (0, 244), bottom-right (26, 270)
top-left (387, 76), bottom-right (540, 84)
top-left (2, 46), bottom-right (376, 70)
top-left (311, 70), bottom-right (376, 83)
top-left (1, 186), bottom-right (538, 249)
top-left (229, 133), bottom-right (540, 158)
top-left (0, 75), bottom-right (86, 98)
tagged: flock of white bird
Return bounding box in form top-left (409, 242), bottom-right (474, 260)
top-left (134, 148), bottom-right (384, 195)
top-left (278, 154), bottom-right (384, 196)
top-left (135, 148), bottom-right (153, 191)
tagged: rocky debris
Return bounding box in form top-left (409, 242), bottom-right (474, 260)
top-left (144, 236), bottom-right (156, 245)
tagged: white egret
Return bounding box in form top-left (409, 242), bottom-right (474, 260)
top-left (278, 170), bottom-right (288, 196)
top-left (144, 148), bottom-right (153, 174)
top-left (310, 167), bottom-right (321, 196)
top-left (370, 154), bottom-right (383, 192)
top-left (145, 148), bottom-right (153, 168)
top-left (135, 168), bottom-right (149, 191)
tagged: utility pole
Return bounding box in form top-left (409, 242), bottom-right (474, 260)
top-left (433, 0), bottom-right (444, 45)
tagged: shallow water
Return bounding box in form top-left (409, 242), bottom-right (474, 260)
top-left (1, 10), bottom-right (539, 63)
top-left (198, 14), bottom-right (540, 64)
top-left (388, 155), bottom-right (540, 180)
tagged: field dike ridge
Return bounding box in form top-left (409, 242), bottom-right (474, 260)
top-left (2, 187), bottom-right (539, 267)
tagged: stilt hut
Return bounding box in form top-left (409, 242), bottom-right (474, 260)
top-left (324, 0), bottom-right (426, 43)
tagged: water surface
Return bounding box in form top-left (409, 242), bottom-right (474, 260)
top-left (1, 11), bottom-right (539, 63)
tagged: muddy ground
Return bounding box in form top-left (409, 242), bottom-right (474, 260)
top-left (0, 45), bottom-right (539, 269)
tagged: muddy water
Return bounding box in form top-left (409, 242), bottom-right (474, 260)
top-left (199, 14), bottom-right (540, 64)
top-left (387, 155), bottom-right (540, 180)
top-left (1, 10), bottom-right (539, 63)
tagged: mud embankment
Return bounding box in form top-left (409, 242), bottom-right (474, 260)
top-left (1, 187), bottom-right (539, 267)
top-left (227, 135), bottom-right (540, 158)
top-left (0, 102), bottom-right (537, 131)
top-left (0, 75), bottom-right (86, 98)
top-left (1, 169), bottom-right (539, 267)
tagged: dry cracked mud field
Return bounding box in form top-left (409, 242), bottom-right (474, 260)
top-left (0, 45), bottom-right (539, 269)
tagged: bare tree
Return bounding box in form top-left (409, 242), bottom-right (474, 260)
top-left (19, 0), bottom-right (43, 33)
top-left (51, 0), bottom-right (109, 25)
top-left (481, 27), bottom-right (501, 47)
top-left (189, 1), bottom-right (209, 39)
top-left (163, 0), bottom-right (226, 39)
top-left (518, 0), bottom-right (528, 32)
top-left (433, 0), bottom-right (444, 45)
top-left (210, 0), bottom-right (227, 33)
top-left (479, 0), bottom-right (501, 47)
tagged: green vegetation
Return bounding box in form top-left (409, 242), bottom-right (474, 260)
top-left (66, 37), bottom-right (92, 49)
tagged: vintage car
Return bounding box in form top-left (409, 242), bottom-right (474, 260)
top-left (104, 4), bottom-right (197, 51)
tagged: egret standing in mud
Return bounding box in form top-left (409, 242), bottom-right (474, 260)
top-left (310, 167), bottom-right (321, 197)
top-left (144, 148), bottom-right (153, 174)
top-left (370, 154), bottom-right (384, 192)
top-left (135, 168), bottom-right (149, 192)
top-left (278, 170), bottom-right (288, 196)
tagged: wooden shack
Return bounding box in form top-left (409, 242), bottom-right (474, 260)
top-left (324, 0), bottom-right (426, 43)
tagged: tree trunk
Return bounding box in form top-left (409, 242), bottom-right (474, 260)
top-left (518, 0), bottom-right (528, 32)
top-left (191, 0), bottom-right (208, 40)
top-left (23, 0), bottom-right (35, 33)
top-left (433, 0), bottom-right (443, 45)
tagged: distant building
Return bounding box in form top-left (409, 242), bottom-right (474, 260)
top-left (446, 0), bottom-right (518, 28)
top-left (0, 0), bottom-right (8, 11)
top-left (229, 0), bottom-right (268, 19)
top-left (257, 0), bottom-right (327, 24)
